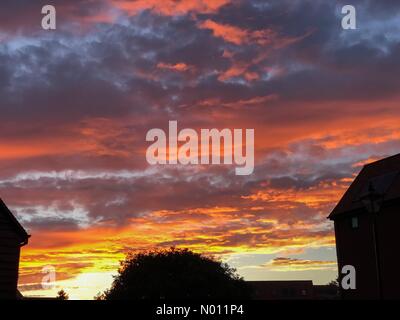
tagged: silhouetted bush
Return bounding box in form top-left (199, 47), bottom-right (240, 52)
top-left (99, 247), bottom-right (252, 299)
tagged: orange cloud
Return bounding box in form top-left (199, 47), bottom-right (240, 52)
top-left (198, 22), bottom-right (312, 82)
top-left (157, 62), bottom-right (191, 72)
top-left (242, 180), bottom-right (348, 210)
top-left (198, 19), bottom-right (310, 47)
top-left (193, 95), bottom-right (279, 109)
top-left (112, 0), bottom-right (230, 16)
top-left (198, 20), bottom-right (249, 45)
top-left (0, 135), bottom-right (91, 160)
top-left (262, 257), bottom-right (337, 271)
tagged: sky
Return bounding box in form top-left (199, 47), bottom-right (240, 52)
top-left (1, 0), bottom-right (400, 299)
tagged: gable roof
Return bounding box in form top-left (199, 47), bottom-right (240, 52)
top-left (328, 153), bottom-right (400, 220)
top-left (0, 198), bottom-right (30, 245)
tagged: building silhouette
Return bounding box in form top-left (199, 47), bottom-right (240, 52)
top-left (329, 154), bottom-right (400, 299)
top-left (0, 199), bottom-right (29, 299)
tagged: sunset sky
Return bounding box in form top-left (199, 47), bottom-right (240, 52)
top-left (1, 0), bottom-right (400, 299)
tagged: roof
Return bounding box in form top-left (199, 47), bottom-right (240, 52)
top-left (329, 153), bottom-right (400, 220)
top-left (0, 198), bottom-right (30, 245)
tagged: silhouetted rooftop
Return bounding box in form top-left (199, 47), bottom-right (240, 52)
top-left (0, 198), bottom-right (30, 244)
top-left (329, 153), bottom-right (400, 219)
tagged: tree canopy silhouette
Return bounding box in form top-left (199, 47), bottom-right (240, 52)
top-left (100, 247), bottom-right (252, 299)
top-left (56, 289), bottom-right (69, 300)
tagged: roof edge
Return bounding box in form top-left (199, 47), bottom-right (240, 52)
top-left (364, 153), bottom-right (400, 168)
top-left (0, 198), bottom-right (30, 245)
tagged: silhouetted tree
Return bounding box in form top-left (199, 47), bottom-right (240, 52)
top-left (99, 247), bottom-right (252, 299)
top-left (327, 277), bottom-right (340, 299)
top-left (327, 277), bottom-right (339, 289)
top-left (56, 289), bottom-right (69, 300)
